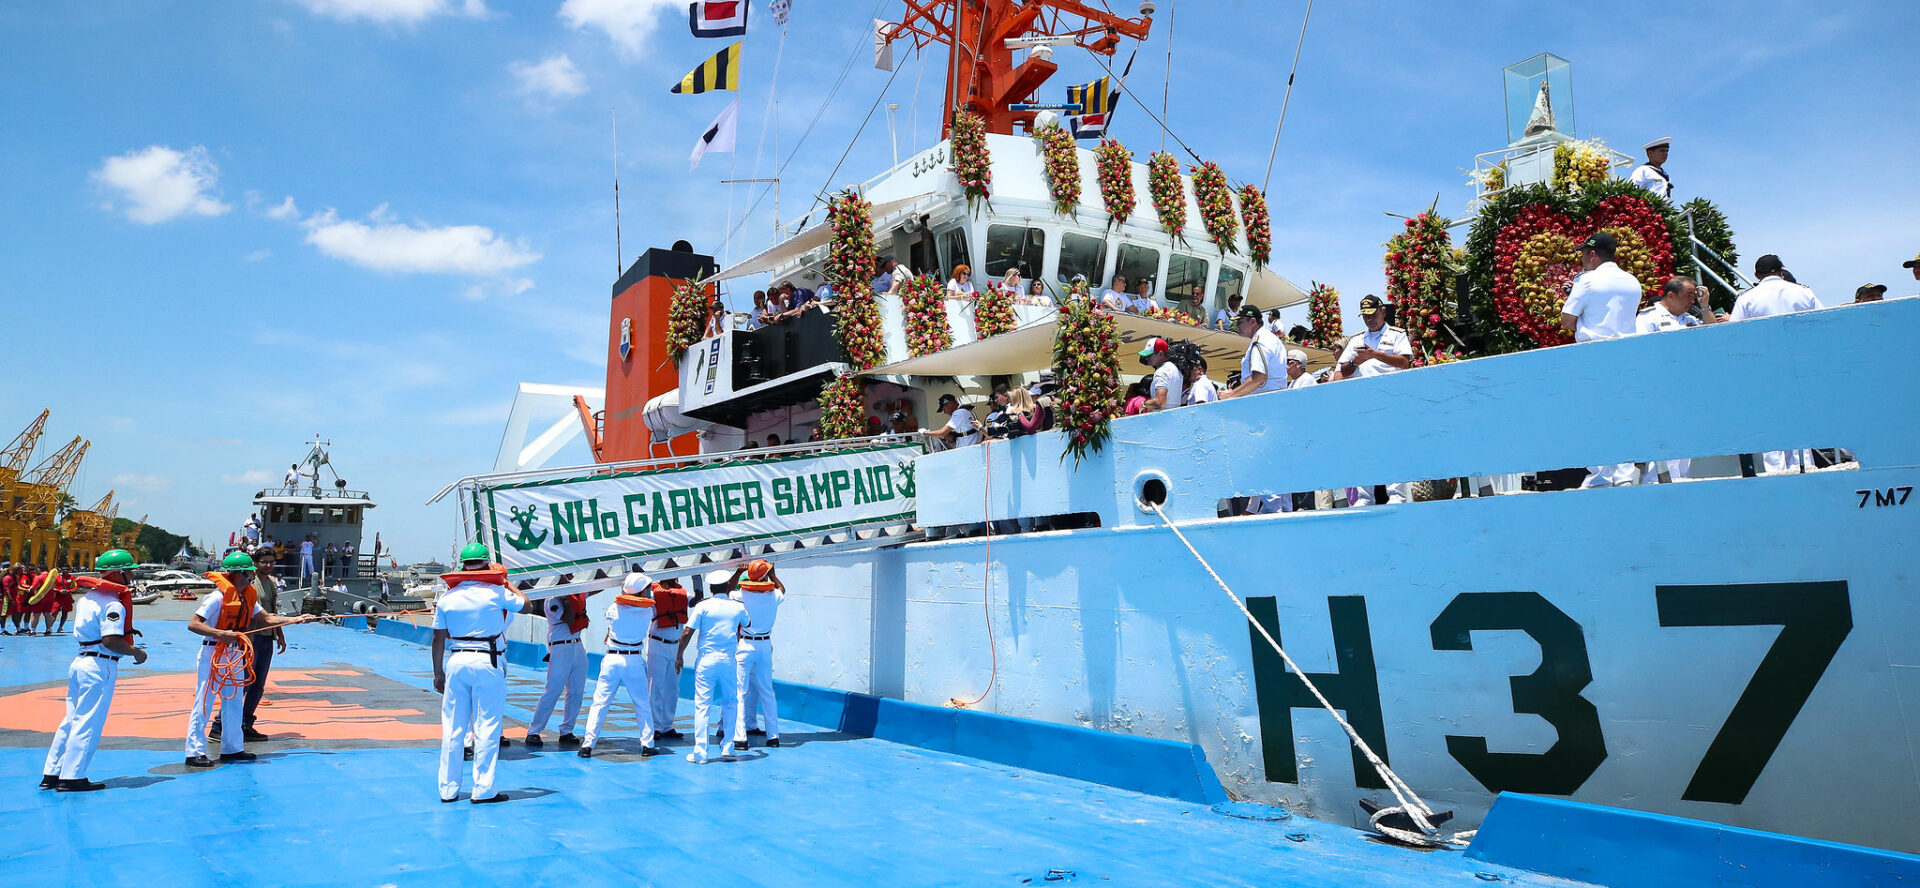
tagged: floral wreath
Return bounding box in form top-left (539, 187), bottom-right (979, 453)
top-left (816, 373), bottom-right (866, 440)
top-left (1191, 160), bottom-right (1239, 256)
top-left (1033, 123), bottom-right (1080, 217)
top-left (1094, 139), bottom-right (1135, 227)
top-left (950, 111), bottom-right (992, 212)
top-left (827, 190), bottom-right (887, 369)
top-left (974, 277), bottom-right (1017, 340)
top-left (1053, 281), bottom-right (1121, 465)
top-left (1303, 281), bottom-right (1342, 350)
top-left (1383, 211), bottom-right (1457, 364)
top-left (900, 274), bottom-right (952, 357)
top-left (664, 277), bottom-right (708, 362)
top-left (1240, 184), bottom-right (1272, 270)
top-left (1146, 151), bottom-right (1186, 242)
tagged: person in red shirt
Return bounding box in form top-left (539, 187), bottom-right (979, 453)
top-left (1, 563), bottom-right (24, 635)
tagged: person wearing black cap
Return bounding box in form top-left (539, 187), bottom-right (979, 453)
top-left (924, 393), bottom-right (980, 448)
top-left (1905, 250), bottom-right (1920, 289)
top-left (1628, 137), bottom-right (1673, 199)
top-left (1560, 232), bottom-right (1643, 342)
top-left (1333, 295), bottom-right (1414, 381)
top-left (1854, 284), bottom-right (1888, 304)
top-left (1224, 305), bottom-right (1288, 398)
top-left (1730, 254), bottom-right (1822, 320)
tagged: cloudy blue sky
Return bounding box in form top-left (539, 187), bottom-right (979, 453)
top-left (2, 0), bottom-right (1913, 561)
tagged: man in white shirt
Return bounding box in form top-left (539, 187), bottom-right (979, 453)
top-left (1129, 280), bottom-right (1157, 314)
top-left (42, 550), bottom-right (149, 791)
top-left (297, 536), bottom-right (316, 586)
top-left (284, 464), bottom-right (301, 493)
top-left (1099, 274), bottom-right (1130, 313)
top-left (1138, 337), bottom-right (1183, 411)
top-left (1560, 233), bottom-right (1644, 343)
top-left (1185, 359), bottom-right (1220, 405)
top-left (1627, 137), bottom-right (1673, 199)
top-left (525, 591), bottom-right (588, 749)
top-left (926, 394), bottom-right (981, 447)
top-left (1284, 349), bottom-right (1318, 389)
top-left (579, 572), bottom-right (663, 760)
top-left (1213, 294), bottom-right (1243, 332)
top-left (1224, 306), bottom-right (1289, 398)
top-left (731, 560), bottom-right (785, 751)
top-left (678, 578), bottom-right (751, 764)
top-left (1328, 296), bottom-right (1416, 504)
top-left (1730, 254), bottom-right (1822, 474)
top-left (1731, 254), bottom-right (1823, 320)
top-left (431, 543), bottom-right (532, 803)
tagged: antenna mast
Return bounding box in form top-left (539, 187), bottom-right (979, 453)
top-left (613, 106), bottom-right (623, 276)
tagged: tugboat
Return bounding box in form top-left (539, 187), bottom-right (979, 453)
top-left (252, 437), bottom-right (419, 616)
top-left (437, 0), bottom-right (1920, 854)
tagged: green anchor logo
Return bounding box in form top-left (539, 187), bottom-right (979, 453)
top-left (504, 505), bottom-right (549, 551)
top-left (895, 462), bottom-right (917, 499)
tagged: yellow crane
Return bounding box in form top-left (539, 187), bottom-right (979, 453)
top-left (61, 491), bottom-right (114, 570)
top-left (12, 436), bottom-right (87, 568)
top-left (117, 513), bottom-right (147, 560)
top-left (0, 410), bottom-right (49, 564)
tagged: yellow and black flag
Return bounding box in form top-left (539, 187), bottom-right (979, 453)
top-left (1066, 76), bottom-right (1119, 116)
top-left (671, 41), bottom-right (741, 94)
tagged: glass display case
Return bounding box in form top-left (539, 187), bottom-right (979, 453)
top-left (1503, 52), bottom-right (1573, 146)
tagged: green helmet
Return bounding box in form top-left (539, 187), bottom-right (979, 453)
top-left (221, 551), bottom-right (258, 572)
top-left (95, 549), bottom-right (135, 570)
top-left (458, 542), bottom-right (492, 564)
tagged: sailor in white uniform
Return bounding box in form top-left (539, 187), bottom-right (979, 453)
top-left (732, 560), bottom-right (785, 751)
top-left (579, 572), bottom-right (662, 759)
top-left (1633, 276), bottom-right (1724, 483)
top-left (1730, 255), bottom-right (1823, 474)
top-left (525, 591), bottom-right (588, 748)
top-left (679, 576), bottom-right (750, 764)
top-left (1334, 295), bottom-right (1416, 504)
top-left (1628, 137), bottom-right (1673, 199)
top-left (185, 551), bottom-right (304, 768)
top-left (431, 543), bottom-right (531, 804)
top-left (647, 575), bottom-right (692, 739)
top-left (42, 550), bottom-right (148, 792)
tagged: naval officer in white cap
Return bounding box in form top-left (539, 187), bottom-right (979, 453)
top-left (679, 569), bottom-right (750, 763)
top-left (1629, 137), bottom-right (1673, 199)
top-left (578, 570), bottom-right (662, 759)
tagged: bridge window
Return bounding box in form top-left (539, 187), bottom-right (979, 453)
top-left (1166, 253), bottom-right (1210, 313)
top-left (287, 505), bottom-right (303, 523)
top-left (1216, 265), bottom-right (1246, 319)
top-left (984, 224), bottom-right (1044, 279)
top-left (940, 227), bottom-right (971, 278)
top-left (1056, 232), bottom-right (1107, 284)
top-left (1115, 244), bottom-right (1159, 293)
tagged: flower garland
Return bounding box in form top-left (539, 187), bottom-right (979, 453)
top-left (826, 190), bottom-right (887, 369)
top-left (1094, 139), bottom-right (1135, 227)
top-left (1552, 138), bottom-right (1614, 193)
top-left (1681, 197), bottom-right (1738, 312)
top-left (1382, 211), bottom-right (1457, 364)
top-left (1239, 184), bottom-right (1271, 270)
top-left (1147, 151), bottom-right (1186, 242)
top-left (949, 111), bottom-right (992, 211)
top-left (1191, 161), bottom-right (1240, 256)
top-left (1141, 305), bottom-right (1202, 327)
top-left (974, 279), bottom-right (1017, 339)
top-left (1052, 281), bottom-right (1121, 465)
top-left (1033, 123), bottom-right (1081, 217)
top-left (900, 273), bottom-right (952, 357)
top-left (664, 277), bottom-right (708, 362)
top-left (816, 373), bottom-right (867, 440)
top-left (1462, 179), bottom-right (1688, 354)
top-left (1304, 281), bottom-right (1342, 350)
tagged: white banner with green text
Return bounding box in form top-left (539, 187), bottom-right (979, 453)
top-left (476, 445), bottom-right (919, 575)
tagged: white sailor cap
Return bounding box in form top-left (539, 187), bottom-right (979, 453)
top-left (1643, 136), bottom-right (1671, 151)
top-left (704, 568), bottom-right (734, 586)
top-left (622, 572), bottom-right (654, 593)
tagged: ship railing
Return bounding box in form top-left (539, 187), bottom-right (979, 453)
top-left (253, 486), bottom-right (373, 501)
top-left (1683, 209), bottom-right (1752, 296)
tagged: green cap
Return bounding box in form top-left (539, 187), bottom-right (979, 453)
top-left (458, 542), bottom-right (492, 564)
top-left (95, 549), bottom-right (135, 570)
top-left (221, 551), bottom-right (258, 572)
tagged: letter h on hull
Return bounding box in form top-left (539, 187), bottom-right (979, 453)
top-left (1247, 596), bottom-right (1391, 789)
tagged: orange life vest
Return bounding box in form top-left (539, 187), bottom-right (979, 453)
top-left (614, 592), bottom-right (654, 609)
top-left (205, 573), bottom-right (260, 632)
top-left (441, 566), bottom-right (510, 588)
top-left (561, 592), bottom-right (591, 634)
top-left (75, 575), bottom-right (134, 635)
top-left (651, 582), bottom-right (688, 629)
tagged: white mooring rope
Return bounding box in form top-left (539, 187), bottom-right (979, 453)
top-left (1145, 500), bottom-right (1473, 847)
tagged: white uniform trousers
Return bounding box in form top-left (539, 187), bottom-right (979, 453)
top-left (1579, 463), bottom-right (1641, 489)
top-left (1638, 459), bottom-right (1692, 484)
top-left (438, 651), bottom-right (505, 801)
top-left (44, 654), bottom-right (118, 780)
top-left (1350, 481), bottom-right (1411, 505)
top-left (1762, 449), bottom-right (1812, 475)
top-left (185, 643), bottom-right (246, 759)
top-left (645, 632), bottom-right (681, 733)
top-left (528, 641), bottom-right (586, 737)
top-left (734, 640), bottom-right (778, 740)
top-left (690, 651), bottom-right (739, 760)
top-left (583, 650), bottom-right (652, 749)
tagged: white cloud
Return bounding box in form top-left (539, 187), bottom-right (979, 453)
top-left (291, 0), bottom-right (489, 25)
top-left (244, 249), bottom-right (271, 262)
top-left (111, 472), bottom-right (174, 493)
top-left (559, 0), bottom-right (679, 54)
top-left (219, 470), bottom-right (274, 484)
top-left (266, 196), bottom-right (300, 219)
top-left (461, 276), bottom-right (534, 300)
top-left (92, 145), bottom-right (231, 224)
top-left (510, 54), bottom-right (587, 99)
top-left (301, 205), bottom-right (540, 276)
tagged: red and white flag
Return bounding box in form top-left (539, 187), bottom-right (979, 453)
top-left (689, 0), bottom-right (748, 38)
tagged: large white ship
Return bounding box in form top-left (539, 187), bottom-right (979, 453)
top-left (434, 0), bottom-right (1920, 854)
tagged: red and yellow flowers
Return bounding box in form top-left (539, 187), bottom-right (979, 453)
top-left (1383, 211), bottom-right (1457, 364)
top-left (1239, 184), bottom-right (1271, 270)
top-left (1191, 160), bottom-right (1240, 256)
top-left (950, 111), bottom-right (992, 210)
top-left (1147, 151), bottom-right (1185, 241)
top-left (1033, 123), bottom-right (1081, 217)
top-left (901, 273), bottom-right (952, 357)
top-left (816, 373), bottom-right (867, 440)
top-left (1094, 139), bottom-right (1135, 227)
top-left (1053, 282), bottom-right (1121, 465)
top-left (974, 279), bottom-right (1017, 339)
top-left (665, 277), bottom-right (708, 362)
top-left (827, 190), bottom-right (887, 369)
top-left (1304, 281), bottom-right (1342, 350)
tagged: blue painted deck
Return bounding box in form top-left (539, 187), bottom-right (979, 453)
top-left (0, 618), bottom-right (1576, 888)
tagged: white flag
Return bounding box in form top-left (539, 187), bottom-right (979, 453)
top-left (690, 99), bottom-right (739, 170)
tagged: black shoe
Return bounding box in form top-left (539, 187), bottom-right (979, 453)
top-left (39, 774), bottom-right (60, 789)
top-left (208, 724), bottom-right (222, 739)
top-left (441, 796), bottom-right (460, 804)
top-left (471, 793), bottom-right (509, 804)
top-left (219, 751), bottom-right (257, 763)
top-left (732, 740), bottom-right (749, 752)
top-left (499, 737), bottom-right (511, 747)
top-left (524, 734), bottom-right (544, 748)
top-left (656, 729), bottom-right (683, 739)
top-left (243, 728), bottom-right (269, 742)
top-left (640, 745), bottom-right (663, 757)
top-left (766, 738), bottom-right (781, 748)
top-left (463, 747), bottom-right (474, 761)
top-left (56, 778), bottom-right (106, 792)
top-left (556, 734), bottom-right (579, 748)
top-left (577, 746), bottom-right (592, 759)
top-left (747, 728), bottom-right (766, 736)
top-left (185, 756), bottom-right (215, 768)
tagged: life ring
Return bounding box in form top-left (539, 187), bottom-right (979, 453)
top-left (26, 570), bottom-right (59, 606)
